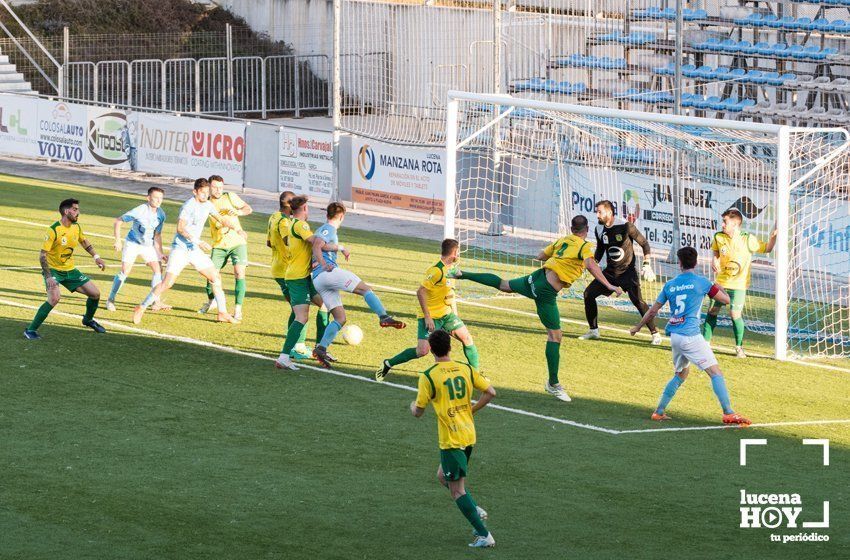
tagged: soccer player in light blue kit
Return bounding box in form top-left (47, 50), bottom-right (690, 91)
top-left (310, 202), bottom-right (406, 368)
top-left (107, 186), bottom-right (168, 312)
top-left (133, 178), bottom-right (244, 325)
top-left (630, 246), bottom-right (751, 426)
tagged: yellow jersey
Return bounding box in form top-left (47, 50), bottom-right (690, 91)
top-left (284, 218), bottom-right (314, 280)
top-left (267, 211), bottom-right (291, 278)
top-left (712, 231), bottom-right (767, 290)
top-left (416, 360), bottom-right (491, 450)
top-left (42, 221), bottom-right (86, 272)
top-left (418, 260), bottom-right (455, 319)
top-left (541, 234), bottom-right (595, 286)
top-left (209, 192), bottom-right (247, 249)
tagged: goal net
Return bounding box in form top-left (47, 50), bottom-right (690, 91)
top-left (444, 91), bottom-right (850, 360)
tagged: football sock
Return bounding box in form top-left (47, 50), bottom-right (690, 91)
top-left (460, 272), bottom-right (503, 289)
top-left (211, 281), bottom-right (228, 312)
top-left (462, 344), bottom-right (480, 369)
top-left (151, 272), bottom-right (162, 288)
top-left (316, 310), bottom-right (330, 342)
top-left (27, 301), bottom-right (54, 331)
top-left (732, 316), bottom-right (745, 346)
top-left (290, 312), bottom-right (308, 345)
top-left (702, 313), bottom-right (718, 341)
top-left (204, 280), bottom-right (214, 301)
top-left (656, 375), bottom-right (684, 414)
top-left (711, 375), bottom-right (734, 414)
top-left (282, 319), bottom-right (307, 354)
top-left (388, 347), bottom-right (419, 367)
top-left (363, 290), bottom-right (387, 317)
top-left (455, 493), bottom-right (489, 537)
top-left (140, 289), bottom-right (158, 309)
top-left (108, 273), bottom-right (126, 301)
top-left (545, 341), bottom-right (560, 385)
top-left (584, 298), bottom-right (599, 330)
top-left (235, 278), bottom-right (246, 305)
top-left (83, 298), bottom-right (99, 322)
top-left (319, 320), bottom-right (343, 348)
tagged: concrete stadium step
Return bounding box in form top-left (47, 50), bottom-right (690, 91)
top-left (0, 81), bottom-right (34, 92)
top-left (0, 72), bottom-right (25, 83)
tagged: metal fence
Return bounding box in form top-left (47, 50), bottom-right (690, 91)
top-left (62, 53), bottom-right (330, 117)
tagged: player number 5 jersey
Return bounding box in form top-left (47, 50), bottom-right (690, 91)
top-left (416, 361), bottom-right (491, 450)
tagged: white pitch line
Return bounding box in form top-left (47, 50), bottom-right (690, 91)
top-left (3, 214), bottom-right (849, 376)
top-left (0, 296), bottom-right (620, 435)
top-left (617, 418), bottom-right (850, 435)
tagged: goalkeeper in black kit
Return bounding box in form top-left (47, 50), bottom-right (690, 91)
top-left (579, 199), bottom-right (662, 345)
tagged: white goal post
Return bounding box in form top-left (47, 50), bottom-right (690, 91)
top-left (444, 90), bottom-right (850, 361)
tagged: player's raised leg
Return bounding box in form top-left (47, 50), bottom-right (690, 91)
top-left (76, 279), bottom-right (106, 333)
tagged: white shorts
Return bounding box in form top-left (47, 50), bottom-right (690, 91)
top-left (313, 267), bottom-right (362, 310)
top-left (122, 241), bottom-right (158, 264)
top-left (670, 333), bottom-right (718, 372)
top-left (165, 246), bottom-right (214, 276)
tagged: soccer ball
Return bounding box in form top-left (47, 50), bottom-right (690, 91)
top-left (341, 324), bottom-right (364, 346)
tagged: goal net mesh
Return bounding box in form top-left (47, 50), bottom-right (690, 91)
top-left (448, 97), bottom-right (850, 359)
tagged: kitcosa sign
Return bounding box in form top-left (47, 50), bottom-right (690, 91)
top-left (132, 113), bottom-right (246, 185)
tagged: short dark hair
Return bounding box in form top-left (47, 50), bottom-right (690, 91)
top-left (721, 208), bottom-right (743, 223)
top-left (571, 215), bottom-right (589, 234)
top-left (441, 238), bottom-right (459, 256)
top-left (208, 175), bottom-right (224, 184)
top-left (193, 178), bottom-right (210, 191)
top-left (595, 200), bottom-right (615, 213)
top-left (147, 186), bottom-right (164, 196)
top-left (279, 190), bottom-right (295, 213)
top-left (678, 246), bottom-right (698, 270)
top-left (59, 198), bottom-right (78, 213)
top-left (428, 329), bottom-right (451, 358)
top-left (326, 202), bottom-right (346, 220)
top-left (290, 195), bottom-right (309, 214)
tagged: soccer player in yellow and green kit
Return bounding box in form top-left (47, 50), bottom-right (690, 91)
top-left (410, 329), bottom-right (497, 548)
top-left (702, 208), bottom-right (777, 358)
top-left (376, 238), bottom-right (478, 381)
top-left (273, 195), bottom-right (331, 370)
top-left (199, 175), bottom-right (253, 321)
top-left (452, 215), bottom-right (622, 401)
top-left (24, 198), bottom-right (107, 339)
top-left (267, 190), bottom-right (312, 360)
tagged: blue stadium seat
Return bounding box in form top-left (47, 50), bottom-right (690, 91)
top-left (741, 41), bottom-right (759, 54)
top-left (695, 65), bottom-right (715, 79)
top-left (746, 70), bottom-right (764, 84)
top-left (823, 47), bottom-right (839, 57)
top-left (800, 45), bottom-right (822, 59)
top-left (694, 95), bottom-right (721, 109)
top-left (755, 42), bottom-right (774, 55)
top-left (834, 20), bottom-right (850, 33)
top-left (543, 79), bottom-right (560, 93)
top-left (772, 16), bottom-right (796, 29)
top-left (731, 99), bottom-right (757, 112)
top-left (728, 68), bottom-right (747, 80)
top-left (795, 17), bottom-right (814, 31)
top-left (762, 14), bottom-right (779, 27)
top-left (761, 72), bottom-right (780, 85)
top-left (681, 63), bottom-right (698, 77)
top-left (777, 72), bottom-right (796, 85)
top-left (787, 45), bottom-right (805, 58)
top-left (813, 18), bottom-right (832, 32)
top-left (735, 13), bottom-right (762, 26)
top-left (697, 37), bottom-right (722, 51)
top-left (681, 93), bottom-right (697, 108)
top-left (771, 43), bottom-right (788, 56)
top-left (718, 39), bottom-right (739, 53)
top-left (683, 9), bottom-right (707, 20)
top-left (714, 66), bottom-right (732, 79)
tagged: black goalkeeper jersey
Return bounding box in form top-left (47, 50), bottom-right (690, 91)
top-left (594, 221), bottom-right (651, 277)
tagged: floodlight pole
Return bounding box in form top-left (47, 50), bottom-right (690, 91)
top-left (668, 0), bottom-right (685, 263)
top-left (332, 0), bottom-right (342, 201)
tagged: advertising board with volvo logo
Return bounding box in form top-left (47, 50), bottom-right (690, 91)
top-left (351, 138), bottom-right (445, 214)
top-left (131, 112), bottom-right (246, 185)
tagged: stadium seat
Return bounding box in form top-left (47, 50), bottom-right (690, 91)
top-left (761, 14), bottom-right (779, 28)
top-left (728, 68), bottom-right (747, 81)
top-left (680, 93), bottom-right (697, 108)
top-left (694, 37), bottom-right (720, 51)
top-left (681, 64), bottom-right (698, 77)
top-left (793, 17), bottom-right (813, 31)
top-left (813, 18), bottom-right (833, 32)
top-left (735, 13), bottom-right (762, 26)
top-left (713, 66), bottom-right (732, 79)
top-left (695, 95), bottom-right (721, 109)
top-left (786, 74), bottom-right (812, 88)
top-left (771, 43), bottom-right (789, 56)
top-left (770, 16), bottom-right (795, 29)
top-left (694, 65), bottom-right (715, 79)
top-left (787, 45), bottom-right (806, 58)
top-left (776, 72), bottom-right (796, 85)
top-left (746, 70), bottom-right (765, 84)
top-left (833, 20), bottom-right (850, 33)
top-left (831, 77), bottom-right (850, 90)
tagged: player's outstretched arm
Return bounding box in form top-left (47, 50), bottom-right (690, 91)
top-left (471, 385), bottom-right (496, 414)
top-left (630, 301), bottom-right (663, 335)
top-left (112, 217), bottom-right (124, 252)
top-left (80, 238), bottom-right (106, 271)
top-left (709, 284), bottom-right (731, 305)
top-left (584, 257), bottom-right (623, 296)
top-left (763, 225), bottom-right (779, 254)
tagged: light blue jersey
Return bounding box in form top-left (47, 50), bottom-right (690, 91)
top-left (311, 223), bottom-right (338, 279)
top-left (656, 271), bottom-right (715, 336)
top-left (121, 203), bottom-right (166, 247)
top-left (173, 197), bottom-right (215, 251)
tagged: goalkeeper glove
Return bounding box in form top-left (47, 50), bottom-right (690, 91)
top-left (641, 259), bottom-right (656, 282)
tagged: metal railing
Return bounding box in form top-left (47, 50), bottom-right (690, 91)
top-left (0, 0), bottom-right (62, 94)
top-left (62, 53), bottom-right (330, 118)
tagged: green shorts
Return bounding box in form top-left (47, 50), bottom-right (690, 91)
top-left (417, 312), bottom-right (465, 340)
top-left (46, 268), bottom-right (91, 292)
top-left (440, 446), bottom-right (473, 482)
top-left (211, 244), bottom-right (249, 268)
top-left (275, 278), bottom-right (289, 299)
top-left (711, 288), bottom-right (746, 312)
top-left (285, 276), bottom-right (317, 306)
top-left (507, 268), bottom-right (562, 330)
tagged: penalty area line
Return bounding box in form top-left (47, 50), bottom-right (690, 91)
top-left (0, 296), bottom-right (620, 436)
